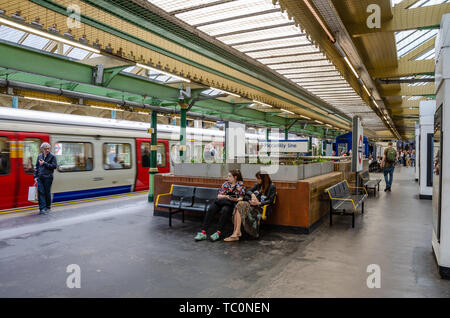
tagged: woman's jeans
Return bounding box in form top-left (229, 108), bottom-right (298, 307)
top-left (37, 176), bottom-right (53, 211)
top-left (383, 166), bottom-right (394, 188)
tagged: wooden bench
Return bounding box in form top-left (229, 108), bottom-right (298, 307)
top-left (359, 170), bottom-right (382, 195)
top-left (326, 180), bottom-right (368, 228)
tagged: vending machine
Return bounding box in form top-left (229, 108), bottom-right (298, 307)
top-left (432, 13), bottom-right (450, 279)
top-left (419, 101), bottom-right (436, 200)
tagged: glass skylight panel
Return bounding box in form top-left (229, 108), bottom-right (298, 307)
top-left (198, 12), bottom-right (288, 36)
top-left (268, 60), bottom-right (332, 70)
top-left (293, 75), bottom-right (344, 81)
top-left (0, 25), bottom-right (25, 43)
top-left (409, 0), bottom-right (449, 9)
top-left (284, 71), bottom-right (341, 79)
top-left (122, 66), bottom-right (136, 73)
top-left (396, 29), bottom-right (438, 57)
top-left (277, 66), bottom-right (337, 74)
top-left (309, 87), bottom-right (355, 92)
top-left (415, 47), bottom-right (435, 60)
top-left (89, 53), bottom-right (102, 59)
top-left (391, 0), bottom-right (405, 7)
top-left (217, 25), bottom-right (300, 45)
top-left (201, 89), bottom-right (224, 96)
top-left (175, 0), bottom-right (279, 25)
top-left (233, 37), bottom-right (310, 52)
top-left (66, 47), bottom-right (90, 60)
top-left (21, 33), bottom-right (50, 50)
top-left (303, 84), bottom-right (351, 89)
top-left (257, 52), bottom-right (326, 64)
top-left (147, 0), bottom-right (219, 13)
top-left (246, 45), bottom-right (319, 58)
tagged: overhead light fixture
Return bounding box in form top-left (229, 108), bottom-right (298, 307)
top-left (24, 96), bottom-right (72, 105)
top-left (0, 17), bottom-right (101, 54)
top-left (303, 0), bottom-right (335, 43)
top-left (252, 100), bottom-right (273, 108)
top-left (281, 108), bottom-right (295, 115)
top-left (138, 111), bottom-right (149, 115)
top-left (210, 87), bottom-right (240, 98)
top-left (362, 84), bottom-right (371, 96)
top-left (325, 124), bottom-right (332, 128)
top-left (315, 120), bottom-right (324, 124)
top-left (300, 115), bottom-right (311, 120)
top-left (91, 105), bottom-right (124, 111)
top-left (136, 63), bottom-right (190, 83)
top-left (344, 56), bottom-right (359, 79)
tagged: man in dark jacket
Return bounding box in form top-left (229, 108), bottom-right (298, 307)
top-left (33, 142), bottom-right (57, 215)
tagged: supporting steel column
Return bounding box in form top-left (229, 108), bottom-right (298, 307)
top-left (285, 125), bottom-right (289, 140)
top-left (148, 110), bottom-right (158, 202)
top-left (308, 137), bottom-right (313, 156)
top-left (180, 106), bottom-right (187, 163)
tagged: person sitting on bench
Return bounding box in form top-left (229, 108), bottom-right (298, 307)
top-left (225, 172), bottom-right (276, 242)
top-left (194, 169), bottom-right (246, 242)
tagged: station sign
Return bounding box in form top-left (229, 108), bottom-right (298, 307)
top-left (259, 140), bottom-right (308, 153)
top-left (352, 117), bottom-right (364, 172)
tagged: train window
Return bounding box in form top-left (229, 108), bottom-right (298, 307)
top-left (22, 138), bottom-right (42, 174)
top-left (141, 142), bottom-right (150, 168)
top-left (157, 143), bottom-right (166, 167)
top-left (0, 137), bottom-right (10, 176)
top-left (55, 142), bottom-right (94, 172)
top-left (103, 143), bottom-right (132, 170)
top-left (140, 142), bottom-right (166, 168)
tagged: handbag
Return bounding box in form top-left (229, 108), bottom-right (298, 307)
top-left (28, 182), bottom-right (38, 202)
top-left (214, 197), bottom-right (235, 207)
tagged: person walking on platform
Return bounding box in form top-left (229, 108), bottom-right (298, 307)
top-left (195, 170), bottom-right (246, 242)
top-left (34, 142), bottom-right (57, 215)
top-left (381, 142), bottom-right (396, 192)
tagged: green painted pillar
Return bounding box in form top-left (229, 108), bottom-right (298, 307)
top-left (148, 110), bottom-right (158, 202)
top-left (180, 106), bottom-right (187, 163)
top-left (266, 128), bottom-right (269, 141)
top-left (285, 126), bottom-right (289, 140)
top-left (308, 137), bottom-right (313, 156)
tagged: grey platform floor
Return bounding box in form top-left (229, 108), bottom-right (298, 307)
top-left (0, 166), bottom-right (449, 297)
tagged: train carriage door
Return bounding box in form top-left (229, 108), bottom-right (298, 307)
top-left (16, 133), bottom-right (50, 208)
top-left (135, 138), bottom-right (169, 192)
top-left (0, 131), bottom-right (16, 210)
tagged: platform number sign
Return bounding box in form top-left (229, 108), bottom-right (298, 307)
top-left (54, 143), bottom-right (62, 156)
top-left (352, 116), bottom-right (364, 173)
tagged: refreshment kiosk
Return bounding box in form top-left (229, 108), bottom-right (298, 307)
top-left (433, 13), bottom-right (450, 279)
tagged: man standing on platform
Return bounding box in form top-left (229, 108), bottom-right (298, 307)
top-left (381, 142), bottom-right (396, 192)
top-left (34, 142), bottom-right (57, 214)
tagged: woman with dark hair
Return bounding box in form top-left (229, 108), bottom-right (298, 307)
top-left (224, 172), bottom-right (276, 242)
top-left (195, 169), bottom-right (246, 242)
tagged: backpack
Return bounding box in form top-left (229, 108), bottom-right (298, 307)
top-left (386, 148), bottom-right (396, 163)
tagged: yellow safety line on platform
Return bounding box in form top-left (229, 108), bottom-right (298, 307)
top-left (0, 191), bottom-right (148, 215)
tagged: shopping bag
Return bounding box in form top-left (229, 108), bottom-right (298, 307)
top-left (28, 184), bottom-right (38, 202)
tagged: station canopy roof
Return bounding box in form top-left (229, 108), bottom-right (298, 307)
top-left (148, 0), bottom-right (383, 132)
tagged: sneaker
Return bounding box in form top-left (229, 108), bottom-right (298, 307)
top-left (388, 187), bottom-right (392, 192)
top-left (39, 209), bottom-right (47, 215)
top-left (194, 232), bottom-right (207, 241)
top-left (210, 232), bottom-right (221, 242)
